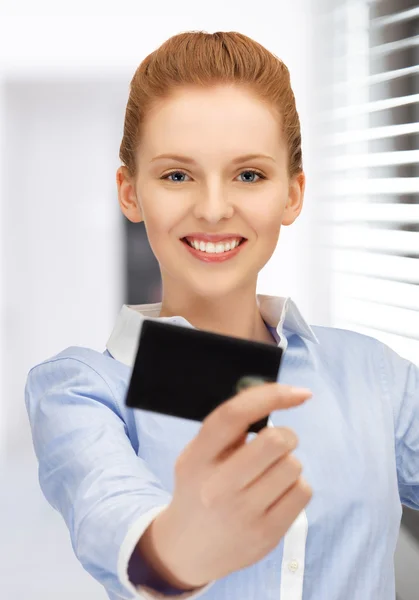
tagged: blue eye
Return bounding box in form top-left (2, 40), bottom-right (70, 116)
top-left (163, 171), bottom-right (190, 183)
top-left (238, 170), bottom-right (265, 183)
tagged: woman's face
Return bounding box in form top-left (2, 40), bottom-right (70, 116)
top-left (117, 84), bottom-right (305, 301)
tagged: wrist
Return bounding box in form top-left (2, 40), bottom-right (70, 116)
top-left (136, 512), bottom-right (206, 591)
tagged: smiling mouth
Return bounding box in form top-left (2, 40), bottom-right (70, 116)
top-left (180, 236), bottom-right (248, 263)
top-left (182, 237), bottom-right (246, 254)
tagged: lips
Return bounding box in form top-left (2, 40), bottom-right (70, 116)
top-left (181, 237), bottom-right (248, 263)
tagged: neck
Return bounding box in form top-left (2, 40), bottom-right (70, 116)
top-left (158, 281), bottom-right (276, 345)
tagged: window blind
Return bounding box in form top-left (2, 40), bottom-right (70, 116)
top-left (314, 0), bottom-right (419, 365)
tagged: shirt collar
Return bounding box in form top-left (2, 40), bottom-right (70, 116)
top-left (106, 294), bottom-right (320, 367)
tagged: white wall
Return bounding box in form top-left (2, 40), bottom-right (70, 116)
top-left (1, 77), bottom-right (126, 456)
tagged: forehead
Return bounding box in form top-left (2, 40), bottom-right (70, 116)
top-left (139, 85), bottom-right (285, 159)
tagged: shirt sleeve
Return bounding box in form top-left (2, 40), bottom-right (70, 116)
top-left (380, 342), bottom-right (419, 509)
top-left (24, 355), bottom-right (214, 599)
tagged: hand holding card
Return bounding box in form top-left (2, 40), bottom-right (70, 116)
top-left (135, 382), bottom-right (313, 590)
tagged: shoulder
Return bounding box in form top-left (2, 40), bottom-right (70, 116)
top-left (309, 323), bottom-right (385, 364)
top-left (29, 345), bottom-right (114, 370)
top-left (25, 346), bottom-right (131, 412)
top-left (311, 324), bottom-right (416, 370)
top-left (310, 324), bottom-right (418, 414)
top-left (311, 323), bottom-right (416, 377)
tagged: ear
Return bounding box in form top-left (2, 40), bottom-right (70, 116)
top-left (282, 171), bottom-right (305, 226)
top-left (116, 166), bottom-right (143, 223)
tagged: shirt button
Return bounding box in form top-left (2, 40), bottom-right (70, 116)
top-left (288, 559), bottom-right (299, 572)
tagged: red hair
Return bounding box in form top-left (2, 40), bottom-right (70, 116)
top-left (119, 31), bottom-right (302, 179)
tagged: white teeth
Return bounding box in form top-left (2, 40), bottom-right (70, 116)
top-left (187, 238), bottom-right (242, 253)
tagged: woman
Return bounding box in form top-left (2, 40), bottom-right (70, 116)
top-left (25, 31), bottom-right (419, 600)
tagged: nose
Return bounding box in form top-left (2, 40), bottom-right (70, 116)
top-left (192, 182), bottom-right (234, 224)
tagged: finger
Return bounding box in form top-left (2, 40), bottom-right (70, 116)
top-left (263, 478), bottom-right (313, 528)
top-left (203, 427), bottom-right (298, 500)
top-left (244, 453), bottom-right (303, 514)
top-left (196, 383), bottom-right (312, 462)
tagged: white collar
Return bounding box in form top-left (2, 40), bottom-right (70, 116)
top-left (106, 294), bottom-right (320, 367)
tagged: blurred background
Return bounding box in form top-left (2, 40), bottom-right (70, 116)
top-left (0, 1), bottom-right (418, 598)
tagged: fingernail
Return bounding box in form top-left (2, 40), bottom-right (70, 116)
top-left (291, 387), bottom-right (312, 397)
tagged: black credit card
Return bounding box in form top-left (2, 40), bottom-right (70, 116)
top-left (125, 319), bottom-right (283, 433)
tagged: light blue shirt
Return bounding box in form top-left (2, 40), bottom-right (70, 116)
top-left (24, 294), bottom-right (419, 600)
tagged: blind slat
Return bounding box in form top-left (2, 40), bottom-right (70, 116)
top-left (370, 6), bottom-right (419, 29)
top-left (321, 64), bottom-right (419, 92)
top-left (329, 93), bottom-right (419, 119)
top-left (333, 273), bottom-right (419, 311)
top-left (369, 34), bottom-right (419, 57)
top-left (325, 122), bottom-right (419, 145)
top-left (332, 250), bottom-right (419, 284)
top-left (333, 298), bottom-right (419, 339)
top-left (322, 178), bottom-right (419, 195)
top-left (324, 150), bottom-right (419, 169)
top-left (331, 228), bottom-right (419, 254)
top-left (326, 202), bottom-right (419, 223)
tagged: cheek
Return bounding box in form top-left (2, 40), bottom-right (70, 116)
top-left (142, 193), bottom-right (177, 235)
top-left (246, 195), bottom-right (285, 236)
top-left (141, 200), bottom-right (183, 262)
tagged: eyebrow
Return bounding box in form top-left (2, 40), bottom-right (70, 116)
top-left (150, 153), bottom-right (276, 164)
